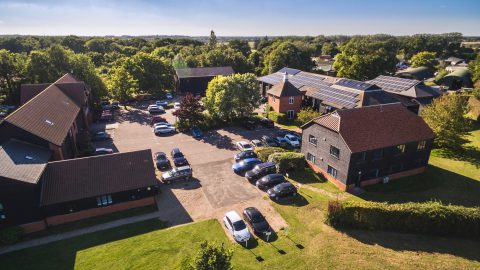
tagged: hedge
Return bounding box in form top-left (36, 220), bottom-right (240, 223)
top-left (0, 226), bottom-right (24, 245)
top-left (267, 111), bottom-right (289, 125)
top-left (254, 147), bottom-right (286, 162)
top-left (268, 152), bottom-right (305, 173)
top-left (326, 200), bottom-right (480, 239)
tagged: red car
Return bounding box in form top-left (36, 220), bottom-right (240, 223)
top-left (151, 116), bottom-right (166, 125)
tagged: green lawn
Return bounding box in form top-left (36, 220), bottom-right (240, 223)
top-left (286, 167), bottom-right (341, 194)
top-left (1, 188), bottom-right (478, 270)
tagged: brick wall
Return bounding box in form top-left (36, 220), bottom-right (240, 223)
top-left (45, 197), bottom-right (155, 226)
top-left (268, 95), bottom-right (302, 114)
top-left (307, 161), bottom-right (347, 190)
top-left (20, 220), bottom-right (47, 234)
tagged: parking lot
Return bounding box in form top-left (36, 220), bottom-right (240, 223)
top-left (92, 101), bottom-right (289, 237)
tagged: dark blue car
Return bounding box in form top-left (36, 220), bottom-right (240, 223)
top-left (232, 158), bottom-right (262, 175)
top-left (191, 126), bottom-right (203, 138)
top-left (234, 151), bottom-right (257, 162)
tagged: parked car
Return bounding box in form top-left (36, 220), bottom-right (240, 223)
top-left (259, 118), bottom-right (274, 128)
top-left (91, 131), bottom-right (111, 141)
top-left (148, 105), bottom-right (165, 114)
top-left (154, 152), bottom-right (171, 170)
top-left (150, 116), bottom-right (167, 125)
top-left (165, 93), bottom-right (173, 99)
top-left (261, 135), bottom-right (278, 147)
top-left (153, 125), bottom-right (175, 135)
top-left (191, 126), bottom-right (203, 138)
top-left (94, 148), bottom-right (113, 155)
top-left (232, 158), bottom-right (263, 175)
top-left (99, 111), bottom-right (114, 122)
top-left (156, 100), bottom-right (169, 107)
top-left (273, 136), bottom-right (288, 148)
top-left (111, 101), bottom-right (120, 110)
top-left (251, 139), bottom-right (264, 148)
top-left (171, 148), bottom-right (188, 166)
top-left (284, 134), bottom-right (300, 148)
top-left (256, 174), bottom-right (287, 191)
top-left (242, 207), bottom-right (271, 236)
top-left (245, 162), bottom-right (277, 182)
top-left (290, 133), bottom-right (302, 143)
top-left (153, 122), bottom-right (172, 128)
top-left (223, 211), bottom-right (251, 243)
top-left (236, 141), bottom-right (254, 152)
top-left (161, 165), bottom-right (192, 184)
top-left (267, 182), bottom-right (297, 201)
top-left (243, 120), bottom-right (256, 130)
top-left (173, 102), bottom-right (181, 110)
top-left (234, 150), bottom-right (257, 162)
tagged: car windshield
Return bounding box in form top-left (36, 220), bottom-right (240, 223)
top-left (251, 213), bottom-right (265, 223)
top-left (243, 143), bottom-right (252, 148)
top-left (173, 153), bottom-right (184, 158)
top-left (288, 136), bottom-right (298, 141)
top-left (156, 155), bottom-right (166, 161)
top-left (232, 220), bottom-right (246, 231)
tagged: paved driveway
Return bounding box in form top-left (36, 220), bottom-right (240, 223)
top-left (92, 102), bottom-right (288, 233)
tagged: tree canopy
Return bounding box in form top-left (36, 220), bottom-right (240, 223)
top-left (188, 241), bottom-right (232, 270)
top-left (410, 51), bottom-right (438, 69)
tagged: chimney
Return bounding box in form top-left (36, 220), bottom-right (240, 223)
top-left (283, 71), bottom-right (288, 82)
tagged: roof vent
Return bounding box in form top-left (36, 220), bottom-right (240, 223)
top-left (25, 155), bottom-right (34, 160)
top-left (45, 119), bottom-right (54, 126)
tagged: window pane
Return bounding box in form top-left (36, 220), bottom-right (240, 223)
top-left (0, 203), bottom-right (3, 210)
top-left (107, 195), bottom-right (113, 204)
top-left (102, 195), bottom-right (107, 205)
top-left (96, 197), bottom-right (102, 206)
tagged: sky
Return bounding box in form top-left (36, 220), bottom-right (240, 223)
top-left (0, 0), bottom-right (479, 36)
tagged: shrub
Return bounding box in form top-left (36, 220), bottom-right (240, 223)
top-left (0, 226), bottom-right (24, 245)
top-left (295, 108), bottom-right (322, 126)
top-left (267, 111), bottom-right (289, 124)
top-left (254, 147), bottom-right (286, 162)
top-left (188, 241), bottom-right (233, 270)
top-left (268, 152), bottom-right (305, 173)
top-left (325, 200), bottom-right (480, 239)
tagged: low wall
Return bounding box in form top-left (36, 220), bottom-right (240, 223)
top-left (45, 197), bottom-right (156, 226)
top-left (20, 220), bottom-right (47, 234)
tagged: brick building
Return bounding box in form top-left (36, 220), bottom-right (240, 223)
top-left (267, 73), bottom-right (303, 119)
top-left (301, 103), bottom-right (435, 191)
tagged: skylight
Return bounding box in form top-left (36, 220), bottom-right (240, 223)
top-left (45, 119), bottom-right (54, 126)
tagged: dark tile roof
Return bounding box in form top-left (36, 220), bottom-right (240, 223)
top-left (304, 103), bottom-right (435, 153)
top-left (5, 84), bottom-right (80, 146)
top-left (334, 79), bottom-right (380, 91)
top-left (361, 91), bottom-right (405, 107)
top-left (56, 82), bottom-right (88, 106)
top-left (40, 149), bottom-right (158, 206)
top-left (20, 83), bottom-right (51, 104)
top-left (258, 69), bottom-right (335, 88)
top-left (176, 66), bottom-right (234, 78)
top-left (55, 73), bottom-right (82, 84)
top-left (267, 80), bottom-right (303, 97)
top-left (0, 139), bottom-right (52, 183)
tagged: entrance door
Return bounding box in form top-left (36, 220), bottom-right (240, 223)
top-left (287, 110), bottom-right (295, 119)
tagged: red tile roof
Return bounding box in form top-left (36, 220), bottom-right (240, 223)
top-left (305, 103), bottom-right (435, 153)
top-left (40, 149), bottom-right (158, 206)
top-left (267, 80), bottom-right (303, 97)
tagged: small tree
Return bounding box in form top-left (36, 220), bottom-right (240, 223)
top-left (410, 51), bottom-right (438, 69)
top-left (421, 95), bottom-right (471, 149)
top-left (209, 30), bottom-right (217, 49)
top-left (295, 108), bottom-right (321, 126)
top-left (188, 241), bottom-right (233, 270)
top-left (107, 65), bottom-right (138, 107)
top-left (173, 93), bottom-right (204, 131)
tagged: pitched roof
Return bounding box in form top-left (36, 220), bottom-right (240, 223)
top-left (176, 66), bottom-right (234, 78)
top-left (5, 84), bottom-right (80, 146)
top-left (56, 82), bottom-right (88, 106)
top-left (40, 149), bottom-right (158, 206)
top-left (20, 83), bottom-right (51, 105)
top-left (367, 75), bottom-right (440, 99)
top-left (0, 139), bottom-right (52, 183)
top-left (396, 66), bottom-right (434, 81)
top-left (267, 79), bottom-right (303, 97)
top-left (304, 103), bottom-right (435, 153)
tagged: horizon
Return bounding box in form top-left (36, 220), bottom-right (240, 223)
top-left (0, 0), bottom-right (479, 36)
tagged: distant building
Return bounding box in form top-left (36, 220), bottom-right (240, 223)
top-left (175, 66), bottom-right (234, 96)
top-left (444, 57), bottom-right (466, 66)
top-left (436, 69), bottom-right (473, 90)
top-left (266, 73), bottom-right (303, 119)
top-left (301, 103), bottom-right (435, 191)
top-left (395, 66), bottom-right (434, 81)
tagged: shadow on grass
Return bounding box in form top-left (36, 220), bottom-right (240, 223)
top-left (273, 194), bottom-right (309, 207)
top-left (0, 219), bottom-right (166, 270)
top-left (340, 228), bottom-right (480, 262)
top-left (287, 167), bottom-right (329, 185)
top-left (358, 165), bottom-right (480, 207)
top-left (434, 145), bottom-right (480, 168)
top-left (257, 230), bottom-right (278, 243)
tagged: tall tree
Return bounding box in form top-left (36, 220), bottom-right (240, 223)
top-left (333, 37), bottom-right (398, 80)
top-left (204, 73), bottom-right (260, 122)
top-left (197, 46), bottom-right (253, 73)
top-left (61, 35), bottom-right (86, 53)
top-left (107, 65), bottom-right (138, 106)
top-left (173, 93), bottom-right (204, 130)
top-left (263, 42), bottom-right (313, 74)
top-left (469, 54), bottom-right (480, 84)
top-left (410, 51), bottom-right (438, 69)
top-left (172, 54), bottom-right (188, 70)
top-left (421, 95), bottom-right (471, 149)
top-left (321, 42), bottom-right (339, 57)
top-left (228, 39), bottom-right (251, 57)
top-left (208, 30), bottom-right (217, 49)
top-left (0, 50), bottom-right (26, 104)
top-left (189, 241), bottom-right (233, 270)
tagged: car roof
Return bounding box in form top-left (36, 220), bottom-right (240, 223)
top-left (252, 139), bottom-right (261, 143)
top-left (265, 173), bottom-right (284, 180)
top-left (256, 162), bottom-right (275, 169)
top-left (171, 148), bottom-right (181, 153)
top-left (225, 211), bottom-right (242, 222)
top-left (245, 207), bottom-right (261, 216)
top-left (243, 158), bottom-right (260, 162)
top-left (176, 165), bottom-right (191, 171)
top-left (278, 182), bottom-right (294, 188)
top-left (154, 125), bottom-right (169, 128)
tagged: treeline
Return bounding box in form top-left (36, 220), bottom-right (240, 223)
top-left (0, 32), bottom-right (476, 105)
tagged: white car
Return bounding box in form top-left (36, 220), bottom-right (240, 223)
top-left (173, 102), bottom-right (181, 110)
top-left (153, 125), bottom-right (175, 135)
top-left (155, 100), bottom-right (168, 107)
top-left (153, 122), bottom-right (172, 128)
top-left (223, 211), bottom-right (251, 242)
top-left (251, 139), bottom-right (264, 148)
top-left (166, 93), bottom-right (173, 99)
top-left (284, 134), bottom-right (300, 148)
top-left (148, 105), bottom-right (164, 114)
top-left (236, 141), bottom-right (254, 152)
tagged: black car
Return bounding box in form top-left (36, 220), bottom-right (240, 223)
top-left (242, 207), bottom-right (271, 235)
top-left (91, 131), bottom-right (111, 141)
top-left (267, 182), bottom-right (297, 201)
top-left (234, 150), bottom-right (258, 162)
top-left (171, 148), bottom-right (188, 167)
top-left (259, 118), bottom-right (274, 128)
top-left (256, 174), bottom-right (287, 191)
top-left (245, 162), bottom-right (277, 182)
top-left (261, 135), bottom-right (278, 147)
top-left (154, 152), bottom-right (171, 170)
top-left (243, 120), bottom-right (256, 130)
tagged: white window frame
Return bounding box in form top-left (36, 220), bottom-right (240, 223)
top-left (307, 152), bottom-right (316, 164)
top-left (417, 140), bottom-right (426, 151)
top-left (329, 145), bottom-right (340, 159)
top-left (289, 96), bottom-right (294, 104)
top-left (309, 135), bottom-right (317, 146)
